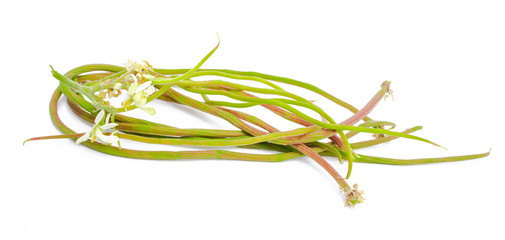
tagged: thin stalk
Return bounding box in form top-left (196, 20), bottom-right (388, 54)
top-left (350, 126), bottom-right (423, 149)
top-left (113, 126), bottom-right (321, 147)
top-left (153, 68), bottom-right (371, 121)
top-left (294, 144), bottom-right (351, 191)
top-left (355, 151), bottom-right (491, 165)
top-left (177, 84), bottom-right (441, 147)
top-left (181, 86), bottom-right (335, 124)
top-left (337, 130), bottom-right (354, 179)
top-left (346, 120), bottom-right (396, 139)
top-left (339, 81), bottom-right (391, 126)
top-left (59, 64), bottom-right (437, 147)
top-left (49, 88), bottom-right (490, 167)
top-left (175, 80), bottom-right (313, 104)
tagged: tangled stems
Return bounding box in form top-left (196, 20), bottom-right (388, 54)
top-left (28, 41), bottom-right (491, 207)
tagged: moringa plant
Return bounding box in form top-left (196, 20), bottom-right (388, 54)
top-left (26, 39), bottom-right (490, 207)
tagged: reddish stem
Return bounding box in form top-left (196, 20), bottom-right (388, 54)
top-left (339, 81), bottom-right (391, 126)
top-left (241, 92), bottom-right (346, 148)
top-left (221, 105), bottom-right (350, 190)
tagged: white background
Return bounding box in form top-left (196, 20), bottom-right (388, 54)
top-left (2, 0), bottom-right (504, 239)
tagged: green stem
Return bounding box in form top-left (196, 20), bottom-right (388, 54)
top-left (153, 68), bottom-right (372, 121)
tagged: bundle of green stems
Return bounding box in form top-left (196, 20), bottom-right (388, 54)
top-left (27, 41), bottom-right (489, 207)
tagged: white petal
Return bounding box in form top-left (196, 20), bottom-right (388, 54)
top-left (105, 113), bottom-right (111, 124)
top-left (140, 106), bottom-right (156, 115)
top-left (125, 60), bottom-right (135, 73)
top-left (100, 123), bottom-right (118, 130)
top-left (131, 73), bottom-right (138, 83)
top-left (95, 128), bottom-right (107, 142)
top-left (128, 82), bottom-right (138, 96)
top-left (107, 135), bottom-right (119, 145)
top-left (136, 81), bottom-right (152, 93)
top-left (95, 110), bottom-right (105, 125)
top-left (96, 130), bottom-right (119, 145)
top-left (135, 64), bottom-right (143, 73)
top-left (133, 93), bottom-right (146, 107)
top-left (144, 74), bottom-right (155, 79)
top-left (144, 85), bottom-right (157, 95)
top-left (90, 126), bottom-right (99, 141)
top-left (76, 130), bottom-right (92, 144)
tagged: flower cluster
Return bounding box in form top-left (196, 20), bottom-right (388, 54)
top-left (76, 110), bottom-right (119, 145)
top-left (125, 78), bottom-right (157, 115)
top-left (125, 60), bottom-right (155, 81)
top-left (120, 60), bottom-right (158, 115)
top-left (345, 184), bottom-right (365, 207)
top-left (77, 60), bottom-right (158, 147)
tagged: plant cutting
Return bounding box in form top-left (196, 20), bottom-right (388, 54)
top-left (26, 38), bottom-right (490, 207)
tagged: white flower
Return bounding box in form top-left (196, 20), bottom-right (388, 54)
top-left (125, 60), bottom-right (137, 73)
top-left (124, 60), bottom-right (153, 80)
top-left (76, 110), bottom-right (119, 145)
top-left (126, 80), bottom-right (157, 115)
